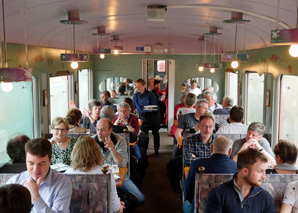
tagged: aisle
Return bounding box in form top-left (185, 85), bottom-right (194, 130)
top-left (136, 130), bottom-right (182, 213)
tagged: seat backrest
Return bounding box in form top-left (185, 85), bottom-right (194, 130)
top-left (0, 173), bottom-right (112, 213)
top-left (195, 174), bottom-right (298, 213)
top-left (214, 134), bottom-right (246, 142)
top-left (214, 114), bottom-right (229, 126)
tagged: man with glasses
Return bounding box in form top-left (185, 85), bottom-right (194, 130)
top-left (184, 112), bottom-right (216, 166)
top-left (7, 138), bottom-right (72, 212)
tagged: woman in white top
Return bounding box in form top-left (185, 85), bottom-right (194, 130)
top-left (65, 136), bottom-right (124, 213)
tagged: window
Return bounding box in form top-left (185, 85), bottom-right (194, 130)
top-left (245, 72), bottom-right (264, 125)
top-left (279, 75), bottom-right (298, 143)
top-left (225, 72), bottom-right (238, 105)
top-left (157, 60), bottom-right (165, 72)
top-left (50, 75), bottom-right (70, 122)
top-left (79, 69), bottom-right (91, 111)
top-left (0, 81), bottom-right (34, 163)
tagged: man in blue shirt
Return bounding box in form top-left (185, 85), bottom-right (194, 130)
top-left (133, 78), bottom-right (161, 156)
top-left (100, 91), bottom-right (117, 113)
top-left (205, 148), bottom-right (276, 213)
top-left (183, 136), bottom-right (238, 213)
top-left (7, 138), bottom-right (72, 213)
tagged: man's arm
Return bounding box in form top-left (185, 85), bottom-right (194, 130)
top-left (259, 138), bottom-right (276, 164)
top-left (33, 178), bottom-right (72, 213)
top-left (175, 128), bottom-right (183, 143)
top-left (111, 135), bottom-right (128, 167)
top-left (205, 187), bottom-right (223, 213)
top-left (231, 139), bottom-right (244, 161)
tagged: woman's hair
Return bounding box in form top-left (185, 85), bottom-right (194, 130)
top-left (117, 102), bottom-right (131, 112)
top-left (51, 117), bottom-right (69, 131)
top-left (88, 99), bottom-right (101, 112)
top-left (71, 136), bottom-right (104, 172)
top-left (248, 122), bottom-right (266, 137)
top-left (274, 139), bottom-right (298, 164)
top-left (124, 97), bottom-right (135, 113)
top-left (66, 108), bottom-right (82, 125)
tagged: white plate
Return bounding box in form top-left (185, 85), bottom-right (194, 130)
top-left (144, 105), bottom-right (157, 108)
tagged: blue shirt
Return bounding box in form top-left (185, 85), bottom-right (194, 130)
top-left (184, 134), bottom-right (215, 167)
top-left (102, 101), bottom-right (117, 113)
top-left (132, 89), bottom-right (158, 114)
top-left (7, 168), bottom-right (72, 213)
top-left (184, 153), bottom-right (238, 203)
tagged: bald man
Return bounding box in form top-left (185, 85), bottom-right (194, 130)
top-left (183, 136), bottom-right (238, 213)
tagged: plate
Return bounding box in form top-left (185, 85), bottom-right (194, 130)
top-left (144, 105), bottom-right (157, 108)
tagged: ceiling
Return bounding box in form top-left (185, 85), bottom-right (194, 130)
top-left (1, 0), bottom-right (296, 54)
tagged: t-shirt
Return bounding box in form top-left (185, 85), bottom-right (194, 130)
top-left (177, 113), bottom-right (198, 131)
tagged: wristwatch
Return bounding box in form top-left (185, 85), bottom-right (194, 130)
top-left (126, 123), bottom-right (130, 126)
top-left (259, 148), bottom-right (264, 152)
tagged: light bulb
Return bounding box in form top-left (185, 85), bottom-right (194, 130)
top-left (198, 66), bottom-right (204, 72)
top-left (210, 68), bottom-right (215, 73)
top-left (289, 45), bottom-right (298, 57)
top-left (100, 54), bottom-right (105, 59)
top-left (114, 50), bottom-right (119, 55)
top-left (1, 82), bottom-right (13, 92)
top-left (71, 61), bottom-right (79, 69)
top-left (231, 60), bottom-right (239, 69)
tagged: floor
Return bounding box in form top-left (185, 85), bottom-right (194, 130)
top-left (136, 129), bottom-right (182, 213)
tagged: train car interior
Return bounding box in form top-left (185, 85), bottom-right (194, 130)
top-left (1, 0), bottom-right (298, 212)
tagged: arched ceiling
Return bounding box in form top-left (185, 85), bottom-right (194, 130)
top-left (1, 0), bottom-right (296, 54)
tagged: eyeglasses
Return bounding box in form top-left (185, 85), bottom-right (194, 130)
top-left (200, 125), bottom-right (214, 129)
top-left (54, 128), bottom-right (66, 132)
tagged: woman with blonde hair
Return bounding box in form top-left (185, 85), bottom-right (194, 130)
top-left (65, 136), bottom-right (124, 213)
top-left (50, 117), bottom-right (76, 165)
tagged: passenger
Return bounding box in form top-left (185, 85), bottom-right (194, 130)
top-left (170, 94), bottom-right (186, 139)
top-left (65, 136), bottom-right (124, 213)
top-left (0, 134), bottom-right (29, 173)
top-left (92, 119), bottom-right (145, 206)
top-left (205, 148), bottom-right (276, 212)
top-left (266, 139), bottom-right (298, 174)
top-left (280, 180), bottom-right (298, 213)
top-left (50, 117), bottom-right (76, 165)
top-left (175, 99), bottom-right (208, 144)
top-left (133, 78), bottom-right (161, 156)
top-left (7, 138), bottom-right (72, 212)
top-left (110, 89), bottom-right (117, 98)
top-left (100, 91), bottom-right (117, 113)
top-left (0, 184), bottom-right (32, 213)
top-left (188, 79), bottom-right (202, 96)
top-left (197, 85), bottom-right (214, 99)
top-left (183, 136), bottom-right (237, 213)
top-left (180, 83), bottom-right (187, 94)
top-left (66, 108), bottom-right (87, 133)
top-left (183, 112), bottom-right (216, 166)
top-left (118, 83), bottom-right (127, 96)
top-left (230, 122), bottom-right (275, 164)
top-left (176, 93), bottom-right (196, 122)
top-left (152, 80), bottom-right (166, 125)
top-left (213, 96), bottom-right (234, 115)
top-left (205, 91), bottom-right (222, 113)
top-left (215, 105), bottom-right (248, 135)
top-left (80, 99), bottom-right (101, 133)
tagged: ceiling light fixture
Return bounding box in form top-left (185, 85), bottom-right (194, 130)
top-left (92, 26), bottom-right (111, 59)
top-left (60, 10), bottom-right (88, 69)
top-left (111, 35), bottom-right (123, 55)
top-left (197, 35), bottom-right (204, 72)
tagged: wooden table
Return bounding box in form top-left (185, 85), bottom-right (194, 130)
top-left (116, 167), bottom-right (127, 187)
